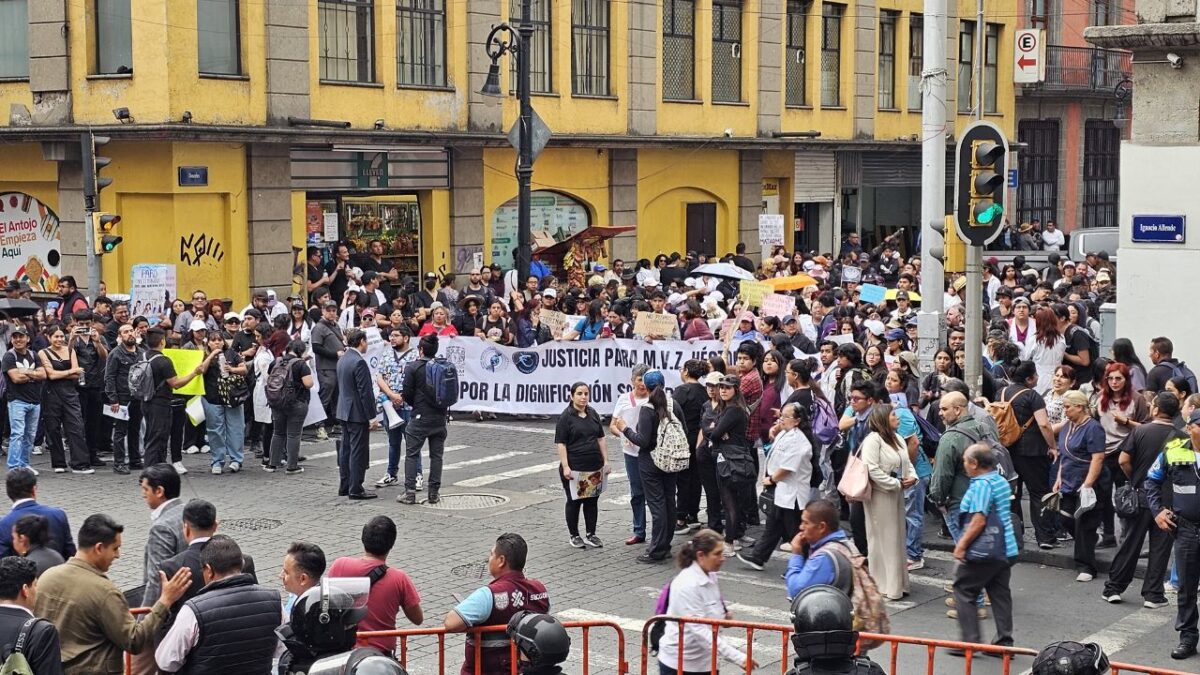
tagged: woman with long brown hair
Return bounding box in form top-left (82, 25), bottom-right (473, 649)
top-left (1028, 305), bottom-right (1066, 394)
top-left (859, 404), bottom-right (917, 600)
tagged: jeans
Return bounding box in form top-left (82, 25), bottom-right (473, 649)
top-left (904, 476), bottom-right (929, 561)
top-left (624, 453), bottom-right (647, 538)
top-left (386, 423), bottom-right (405, 477)
top-left (404, 414), bottom-right (446, 493)
top-left (202, 400), bottom-right (245, 468)
top-left (6, 400), bottom-right (39, 469)
top-left (270, 400), bottom-right (307, 470)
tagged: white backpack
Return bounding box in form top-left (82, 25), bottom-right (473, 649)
top-left (652, 393), bottom-right (691, 473)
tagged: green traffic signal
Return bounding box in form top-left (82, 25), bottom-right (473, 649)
top-left (100, 235), bottom-right (123, 253)
top-left (974, 203), bottom-right (1003, 225)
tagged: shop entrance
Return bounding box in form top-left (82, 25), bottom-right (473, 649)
top-left (304, 193), bottom-right (424, 280)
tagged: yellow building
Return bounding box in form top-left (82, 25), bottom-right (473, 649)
top-left (0, 0), bottom-right (1015, 304)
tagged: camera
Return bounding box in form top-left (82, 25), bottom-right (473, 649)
top-left (1167, 52), bottom-right (1184, 69)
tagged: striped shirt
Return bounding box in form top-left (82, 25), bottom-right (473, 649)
top-left (959, 470), bottom-right (1019, 559)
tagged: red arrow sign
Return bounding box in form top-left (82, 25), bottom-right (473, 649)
top-left (1017, 55), bottom-right (1037, 70)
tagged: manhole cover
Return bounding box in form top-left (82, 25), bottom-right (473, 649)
top-left (451, 562), bottom-right (490, 579)
top-left (425, 494), bottom-right (508, 510)
top-left (222, 518), bottom-right (284, 531)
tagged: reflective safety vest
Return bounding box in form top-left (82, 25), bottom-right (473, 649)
top-left (1164, 438), bottom-right (1200, 522)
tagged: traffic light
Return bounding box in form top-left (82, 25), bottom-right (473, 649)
top-left (81, 132), bottom-right (113, 210)
top-left (92, 213), bottom-right (122, 255)
top-left (954, 121), bottom-right (1009, 246)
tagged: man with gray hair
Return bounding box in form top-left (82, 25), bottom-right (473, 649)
top-left (612, 364), bottom-right (650, 545)
top-left (950, 443), bottom-right (1018, 651)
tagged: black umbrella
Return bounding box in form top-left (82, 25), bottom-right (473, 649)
top-left (0, 299), bottom-right (42, 318)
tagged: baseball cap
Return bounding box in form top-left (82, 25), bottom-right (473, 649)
top-left (322, 299), bottom-right (339, 309)
top-left (1187, 410), bottom-right (1200, 426)
top-left (223, 312), bottom-right (241, 323)
top-left (1013, 296), bottom-right (1031, 306)
top-left (863, 320), bottom-right (885, 337)
top-left (718, 374), bottom-right (740, 388)
top-left (702, 372), bottom-right (723, 387)
top-left (641, 277), bottom-right (660, 288)
top-left (424, 271), bottom-right (438, 280)
top-left (737, 311), bottom-right (755, 323)
top-left (542, 288), bottom-right (557, 298)
top-left (952, 276), bottom-right (967, 292)
top-left (10, 325), bottom-right (27, 336)
top-left (1096, 270), bottom-right (1111, 282)
top-left (594, 264), bottom-right (606, 272)
top-left (781, 314), bottom-right (798, 325)
top-left (885, 328), bottom-right (906, 341)
top-left (189, 319), bottom-right (208, 332)
top-left (642, 370), bottom-right (666, 390)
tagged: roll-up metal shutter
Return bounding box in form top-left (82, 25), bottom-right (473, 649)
top-left (793, 151), bottom-right (837, 202)
top-left (861, 150), bottom-right (924, 187)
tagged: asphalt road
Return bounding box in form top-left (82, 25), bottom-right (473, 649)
top-left (23, 417), bottom-right (1191, 674)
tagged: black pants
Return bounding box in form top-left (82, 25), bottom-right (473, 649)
top-left (42, 385), bottom-right (90, 470)
top-left (1176, 518), bottom-right (1200, 647)
top-left (717, 477), bottom-right (747, 543)
top-left (675, 447), bottom-right (701, 523)
top-left (849, 501), bottom-right (868, 557)
top-left (79, 387), bottom-right (108, 459)
top-left (166, 401), bottom-right (184, 463)
top-left (1104, 506), bottom-right (1172, 602)
top-left (271, 401), bottom-right (307, 470)
top-left (111, 399), bottom-right (143, 467)
top-left (697, 451), bottom-right (724, 531)
top-left (953, 559), bottom-right (1014, 645)
top-left (1010, 453), bottom-right (1055, 545)
top-left (1101, 453), bottom-right (1122, 538)
top-left (338, 421), bottom-right (370, 496)
top-left (560, 472), bottom-right (599, 537)
top-left (746, 502), bottom-right (801, 565)
top-left (317, 370), bottom-right (338, 430)
top-left (640, 454), bottom-right (677, 559)
top-left (404, 414), bottom-right (447, 493)
top-left (143, 401), bottom-right (172, 466)
top-left (1062, 491), bottom-right (1104, 575)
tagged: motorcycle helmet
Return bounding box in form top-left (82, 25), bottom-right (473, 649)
top-left (1032, 642), bottom-right (1110, 675)
top-left (507, 612), bottom-right (571, 667)
top-left (308, 647), bottom-right (409, 675)
top-left (288, 578), bottom-right (371, 656)
top-left (788, 585), bottom-right (857, 661)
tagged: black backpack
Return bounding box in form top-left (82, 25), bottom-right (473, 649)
top-left (265, 355), bottom-right (300, 409)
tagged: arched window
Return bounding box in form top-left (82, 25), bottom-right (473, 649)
top-left (491, 191), bottom-right (591, 270)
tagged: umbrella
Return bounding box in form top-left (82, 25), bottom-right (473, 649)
top-left (884, 289), bottom-right (922, 302)
top-left (0, 299), bottom-right (41, 318)
top-left (691, 262), bottom-right (755, 281)
top-left (765, 274), bottom-right (818, 292)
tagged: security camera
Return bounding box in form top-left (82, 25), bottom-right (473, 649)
top-left (723, 128), bottom-right (734, 138)
top-left (1168, 53), bottom-right (1184, 69)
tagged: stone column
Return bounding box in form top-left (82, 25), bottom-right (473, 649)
top-left (609, 149), bottom-right (639, 262)
top-left (758, 0), bottom-right (784, 136)
top-left (852, 0), bottom-right (877, 139)
top-left (628, 0), bottom-right (658, 135)
top-left (246, 144), bottom-right (295, 295)
top-left (27, 0), bottom-right (70, 125)
top-left (57, 161), bottom-right (87, 291)
top-left (450, 147), bottom-right (486, 272)
top-left (468, 4), bottom-right (503, 132)
top-left (265, 0), bottom-right (311, 124)
top-left (738, 151), bottom-right (764, 262)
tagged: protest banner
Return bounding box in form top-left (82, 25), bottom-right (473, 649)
top-left (633, 312), bottom-right (679, 338)
top-left (130, 264), bottom-right (177, 319)
top-left (739, 281), bottom-right (771, 307)
top-left (435, 337), bottom-right (729, 415)
top-left (162, 349), bottom-right (205, 396)
top-left (760, 293), bottom-right (795, 319)
top-left (540, 309), bottom-right (569, 337)
top-left (858, 283), bottom-right (887, 305)
top-left (758, 214), bottom-right (785, 249)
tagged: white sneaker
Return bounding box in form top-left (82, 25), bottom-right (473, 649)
top-left (229, 462), bottom-right (241, 473)
top-left (1076, 572), bottom-right (1095, 582)
top-left (415, 473), bottom-right (425, 491)
top-left (201, 445), bottom-right (210, 454)
top-left (779, 543), bottom-right (792, 553)
top-left (172, 461), bottom-right (188, 475)
top-left (185, 445), bottom-right (200, 455)
top-left (31, 446), bottom-right (41, 456)
top-left (375, 474), bottom-right (398, 487)
top-left (28, 468), bottom-right (38, 476)
top-left (1165, 581), bottom-right (1179, 594)
top-left (907, 558), bottom-right (926, 571)
top-left (1102, 593), bottom-right (1122, 603)
top-left (70, 468), bottom-right (95, 475)
top-left (1144, 599), bottom-right (1170, 609)
top-left (316, 427), bottom-right (328, 441)
top-left (211, 466), bottom-right (222, 475)
top-left (52, 468), bottom-right (66, 474)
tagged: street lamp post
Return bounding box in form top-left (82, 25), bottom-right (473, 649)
top-left (482, 0), bottom-right (535, 283)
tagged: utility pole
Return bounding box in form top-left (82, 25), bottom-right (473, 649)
top-left (963, 0), bottom-right (986, 396)
top-left (514, 0), bottom-right (534, 284)
top-left (917, 0), bottom-right (948, 375)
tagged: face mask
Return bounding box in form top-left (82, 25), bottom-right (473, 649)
top-left (425, 280), bottom-right (436, 290)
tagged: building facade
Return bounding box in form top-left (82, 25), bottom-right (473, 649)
top-left (1014, 0), bottom-right (1133, 233)
top-left (0, 0), bottom-right (1015, 304)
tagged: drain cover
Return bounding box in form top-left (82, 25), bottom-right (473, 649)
top-left (425, 494), bottom-right (508, 510)
top-left (451, 561), bottom-right (490, 579)
top-left (221, 518), bottom-right (284, 531)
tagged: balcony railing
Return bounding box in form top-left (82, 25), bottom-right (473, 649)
top-left (1034, 45), bottom-right (1132, 96)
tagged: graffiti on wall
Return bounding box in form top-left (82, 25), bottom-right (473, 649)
top-left (180, 232), bottom-right (225, 267)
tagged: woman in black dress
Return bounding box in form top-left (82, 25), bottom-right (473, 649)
top-left (555, 382), bottom-right (610, 549)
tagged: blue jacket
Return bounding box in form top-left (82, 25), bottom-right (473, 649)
top-left (0, 500), bottom-right (75, 559)
top-left (785, 530), bottom-right (848, 599)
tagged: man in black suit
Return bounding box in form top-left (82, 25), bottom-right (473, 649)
top-left (0, 467), bottom-right (75, 559)
top-left (0, 556), bottom-right (64, 674)
top-left (158, 499), bottom-right (256, 628)
top-left (336, 329), bottom-right (379, 500)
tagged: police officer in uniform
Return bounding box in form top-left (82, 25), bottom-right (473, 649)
top-left (1145, 409), bottom-right (1200, 660)
top-left (444, 533), bottom-right (550, 675)
top-left (507, 612), bottom-right (571, 675)
top-left (786, 585), bottom-right (885, 675)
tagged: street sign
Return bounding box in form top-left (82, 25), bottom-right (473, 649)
top-left (1007, 168), bottom-right (1018, 188)
top-left (178, 166), bottom-right (208, 187)
top-left (507, 109), bottom-right (552, 163)
top-left (1013, 29), bottom-right (1046, 84)
top-left (1131, 214), bottom-right (1186, 243)
top-left (953, 120), bottom-right (1009, 247)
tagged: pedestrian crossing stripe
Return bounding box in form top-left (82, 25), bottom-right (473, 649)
top-left (455, 461), bottom-right (560, 487)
